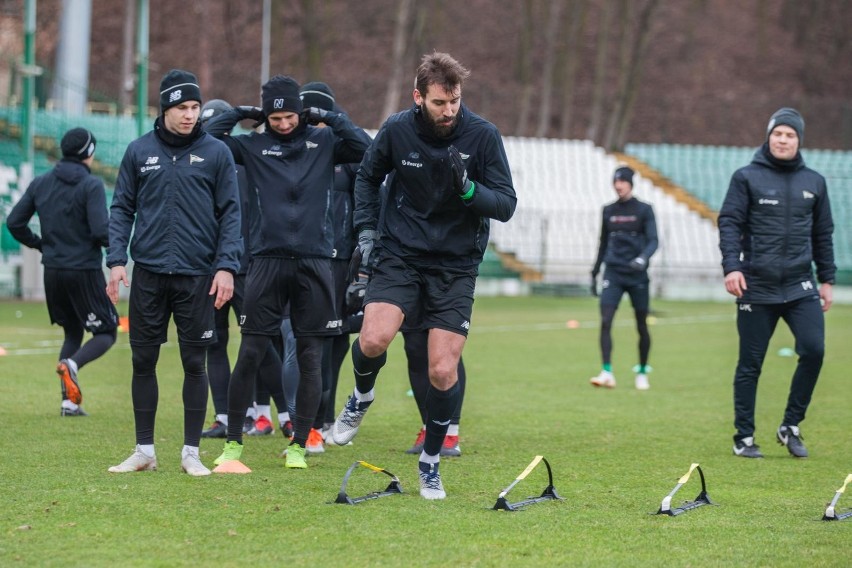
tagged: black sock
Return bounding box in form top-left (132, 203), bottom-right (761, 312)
top-left (423, 382), bottom-right (460, 456)
top-left (351, 338), bottom-right (386, 395)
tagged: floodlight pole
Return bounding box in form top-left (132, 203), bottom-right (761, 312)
top-left (261, 0), bottom-right (271, 85)
top-left (21, 0), bottom-right (36, 165)
top-left (135, 0), bottom-right (149, 136)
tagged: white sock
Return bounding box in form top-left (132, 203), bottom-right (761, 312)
top-left (246, 405), bottom-right (257, 420)
top-left (419, 451), bottom-right (440, 465)
top-left (354, 388), bottom-right (375, 403)
top-left (67, 358), bottom-right (79, 374)
top-left (181, 445), bottom-right (199, 459)
top-left (256, 405), bottom-right (271, 420)
top-left (278, 412), bottom-right (290, 427)
top-left (216, 413), bottom-right (228, 426)
top-left (138, 444), bottom-right (156, 458)
top-left (447, 424), bottom-right (459, 436)
top-left (61, 400), bottom-right (79, 410)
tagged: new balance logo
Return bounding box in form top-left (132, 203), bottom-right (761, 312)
top-left (201, 330), bottom-right (213, 339)
top-left (801, 281), bottom-right (814, 291)
top-left (190, 154), bottom-right (204, 164)
top-left (739, 304), bottom-right (752, 312)
top-left (306, 141), bottom-right (318, 149)
top-left (273, 98), bottom-right (284, 109)
top-left (460, 320), bottom-right (470, 330)
top-left (326, 319), bottom-right (343, 329)
top-left (169, 90), bottom-right (182, 102)
top-left (145, 156), bottom-right (159, 165)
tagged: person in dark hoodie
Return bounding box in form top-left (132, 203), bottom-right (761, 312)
top-left (589, 166), bottom-right (658, 391)
top-left (331, 52), bottom-right (517, 500)
top-left (203, 74), bottom-right (371, 470)
top-left (106, 69), bottom-right (242, 477)
top-left (6, 127), bottom-right (117, 417)
top-left (719, 107), bottom-right (835, 460)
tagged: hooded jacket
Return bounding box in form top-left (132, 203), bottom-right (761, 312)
top-left (107, 122), bottom-right (242, 275)
top-left (6, 159), bottom-right (109, 270)
top-left (718, 144), bottom-right (835, 304)
top-left (355, 104), bottom-right (517, 268)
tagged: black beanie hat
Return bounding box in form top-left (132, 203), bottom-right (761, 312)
top-left (60, 127), bottom-right (96, 160)
top-left (262, 75), bottom-right (302, 116)
top-left (767, 107), bottom-right (804, 145)
top-left (159, 69), bottom-right (202, 112)
top-left (300, 82), bottom-right (335, 112)
top-left (613, 166), bottom-right (634, 186)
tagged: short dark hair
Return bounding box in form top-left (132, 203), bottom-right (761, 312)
top-left (414, 52), bottom-right (470, 97)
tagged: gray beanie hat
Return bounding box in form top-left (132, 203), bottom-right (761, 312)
top-left (767, 107), bottom-right (804, 145)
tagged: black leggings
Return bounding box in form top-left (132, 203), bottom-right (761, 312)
top-left (599, 305), bottom-right (650, 367)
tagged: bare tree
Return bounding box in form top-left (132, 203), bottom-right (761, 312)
top-left (301, 0), bottom-right (323, 79)
top-left (514, 0), bottom-right (536, 136)
top-left (558, 0), bottom-right (589, 138)
top-left (534, 0), bottom-right (565, 137)
top-left (118, 0), bottom-right (135, 112)
top-left (586, 0), bottom-right (614, 142)
top-left (381, 0), bottom-right (415, 121)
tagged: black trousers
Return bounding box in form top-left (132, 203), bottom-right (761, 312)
top-left (733, 296), bottom-right (825, 442)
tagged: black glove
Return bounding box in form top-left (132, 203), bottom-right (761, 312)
top-left (303, 106), bottom-right (330, 125)
top-left (356, 229), bottom-right (378, 271)
top-left (629, 257), bottom-right (646, 271)
top-left (448, 145), bottom-right (474, 197)
top-left (236, 106), bottom-right (265, 128)
top-left (345, 274), bottom-right (369, 315)
top-left (590, 273), bottom-right (598, 297)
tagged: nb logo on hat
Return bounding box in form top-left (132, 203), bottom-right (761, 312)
top-left (273, 98), bottom-right (284, 109)
top-left (169, 90), bottom-right (182, 103)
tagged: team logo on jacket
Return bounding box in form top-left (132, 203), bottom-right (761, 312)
top-left (402, 152), bottom-right (423, 168)
top-left (306, 141), bottom-right (318, 149)
top-left (141, 156), bottom-right (161, 172)
top-left (802, 190), bottom-right (814, 199)
top-left (262, 145), bottom-right (283, 157)
top-left (190, 154), bottom-right (204, 164)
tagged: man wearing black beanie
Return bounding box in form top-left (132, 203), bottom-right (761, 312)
top-left (107, 68), bottom-right (243, 477)
top-left (6, 127), bottom-right (117, 417)
top-left (204, 74), bottom-right (371, 470)
top-left (590, 166), bottom-right (658, 391)
top-left (719, 107), bottom-right (835, 459)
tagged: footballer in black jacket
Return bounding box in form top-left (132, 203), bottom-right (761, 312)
top-left (332, 52), bottom-right (517, 499)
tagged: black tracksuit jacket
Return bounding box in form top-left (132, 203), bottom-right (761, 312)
top-left (718, 144), bottom-right (835, 304)
top-left (108, 124), bottom-right (242, 275)
top-left (206, 110), bottom-right (371, 258)
top-left (592, 197), bottom-right (658, 276)
top-left (6, 159), bottom-right (109, 270)
top-left (355, 104), bottom-right (516, 268)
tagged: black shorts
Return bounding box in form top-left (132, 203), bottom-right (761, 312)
top-left (43, 268), bottom-right (118, 334)
top-left (240, 257), bottom-right (340, 337)
top-left (128, 266), bottom-right (216, 347)
top-left (365, 250), bottom-right (477, 337)
top-left (214, 273), bottom-right (246, 330)
top-left (600, 268), bottom-right (650, 312)
top-left (332, 258), bottom-right (353, 333)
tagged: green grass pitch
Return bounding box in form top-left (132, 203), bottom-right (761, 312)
top-left (1, 296), bottom-right (850, 566)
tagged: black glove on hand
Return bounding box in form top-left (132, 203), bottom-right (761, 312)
top-left (448, 145), bottom-right (474, 197)
top-left (345, 274), bottom-right (369, 315)
top-left (356, 229), bottom-right (379, 270)
top-left (303, 106), bottom-right (330, 125)
top-left (236, 106), bottom-right (265, 128)
top-left (629, 257), bottom-right (646, 271)
top-left (590, 273), bottom-right (599, 297)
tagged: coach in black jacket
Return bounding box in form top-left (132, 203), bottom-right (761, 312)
top-left (331, 52), bottom-right (517, 500)
top-left (204, 75), bottom-right (371, 469)
top-left (718, 107), bottom-right (835, 460)
top-left (107, 69), bottom-right (242, 477)
top-left (6, 127), bottom-right (118, 416)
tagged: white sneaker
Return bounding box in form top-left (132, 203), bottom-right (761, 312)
top-left (181, 448), bottom-right (211, 477)
top-left (418, 462), bottom-right (446, 500)
top-left (590, 370), bottom-right (616, 388)
top-left (108, 446), bottom-right (157, 473)
top-left (635, 373), bottom-right (650, 390)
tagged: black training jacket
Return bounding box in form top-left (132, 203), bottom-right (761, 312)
top-left (6, 159), bottom-right (109, 270)
top-left (355, 104), bottom-right (517, 267)
top-left (332, 163), bottom-right (357, 261)
top-left (206, 109), bottom-right (370, 258)
top-left (108, 128), bottom-right (242, 275)
top-left (718, 145), bottom-right (835, 304)
top-left (592, 197), bottom-right (658, 275)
